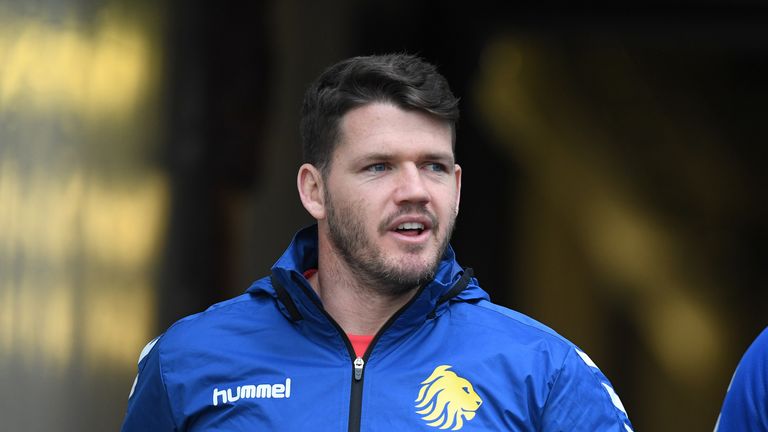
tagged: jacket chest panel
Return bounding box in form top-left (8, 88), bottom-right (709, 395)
top-left (174, 357), bottom-right (353, 430)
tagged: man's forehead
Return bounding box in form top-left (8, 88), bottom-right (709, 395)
top-left (338, 102), bottom-right (452, 131)
top-left (335, 104), bottom-right (452, 152)
top-left (331, 137), bottom-right (456, 166)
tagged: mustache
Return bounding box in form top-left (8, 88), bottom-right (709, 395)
top-left (378, 205), bottom-right (438, 233)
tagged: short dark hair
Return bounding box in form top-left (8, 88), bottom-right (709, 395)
top-left (300, 53), bottom-right (459, 174)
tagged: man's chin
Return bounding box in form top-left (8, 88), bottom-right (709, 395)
top-left (382, 260), bottom-right (437, 288)
top-left (377, 274), bottom-right (432, 297)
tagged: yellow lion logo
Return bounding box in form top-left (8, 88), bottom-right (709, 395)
top-left (414, 365), bottom-right (482, 430)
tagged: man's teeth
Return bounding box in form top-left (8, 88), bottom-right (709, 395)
top-left (397, 222), bottom-right (425, 230)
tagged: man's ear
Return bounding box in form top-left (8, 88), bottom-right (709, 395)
top-left (297, 163), bottom-right (326, 220)
top-left (454, 163), bottom-right (462, 216)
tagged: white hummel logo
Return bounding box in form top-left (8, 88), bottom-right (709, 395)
top-left (213, 378), bottom-right (292, 406)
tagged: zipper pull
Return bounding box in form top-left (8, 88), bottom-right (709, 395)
top-left (353, 357), bottom-right (365, 381)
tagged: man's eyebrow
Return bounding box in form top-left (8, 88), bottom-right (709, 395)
top-left (354, 152), bottom-right (392, 162)
top-left (352, 152), bottom-right (455, 164)
top-left (421, 152), bottom-right (455, 163)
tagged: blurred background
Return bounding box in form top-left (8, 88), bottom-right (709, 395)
top-left (1, 0), bottom-right (766, 430)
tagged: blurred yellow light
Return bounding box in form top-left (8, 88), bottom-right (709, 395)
top-left (0, 8), bottom-right (152, 116)
top-left (0, 159), bottom-right (168, 370)
top-left (0, 5), bottom-right (165, 374)
top-left (473, 35), bottom-right (727, 388)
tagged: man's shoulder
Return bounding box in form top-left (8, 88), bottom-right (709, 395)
top-left (732, 326), bottom-right (768, 383)
top-left (451, 299), bottom-right (633, 430)
top-left (746, 326), bottom-right (768, 359)
top-left (157, 288), bottom-right (279, 353)
top-left (450, 298), bottom-right (579, 358)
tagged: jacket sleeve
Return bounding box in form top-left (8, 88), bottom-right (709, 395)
top-left (716, 327), bottom-right (768, 432)
top-left (540, 347), bottom-right (633, 432)
top-left (121, 336), bottom-right (178, 431)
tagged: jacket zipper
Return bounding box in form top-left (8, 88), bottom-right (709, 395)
top-left (304, 292), bottom-right (425, 432)
top-left (345, 287), bottom-right (427, 432)
top-left (295, 279), bottom-right (428, 432)
top-left (353, 357), bottom-right (364, 380)
top-left (348, 355), bottom-right (364, 432)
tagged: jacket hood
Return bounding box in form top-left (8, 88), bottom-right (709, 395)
top-left (246, 225), bottom-right (489, 325)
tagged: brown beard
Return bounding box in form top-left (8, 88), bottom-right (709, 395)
top-left (325, 190), bottom-right (454, 297)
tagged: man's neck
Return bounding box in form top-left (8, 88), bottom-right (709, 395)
top-left (307, 238), bottom-right (418, 336)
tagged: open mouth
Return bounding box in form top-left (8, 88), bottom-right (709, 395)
top-left (395, 222), bottom-right (426, 236)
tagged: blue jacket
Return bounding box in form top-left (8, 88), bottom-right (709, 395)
top-left (122, 225), bottom-right (633, 431)
top-left (716, 326), bottom-right (768, 431)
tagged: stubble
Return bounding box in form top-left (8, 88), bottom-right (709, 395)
top-left (325, 193), bottom-right (454, 297)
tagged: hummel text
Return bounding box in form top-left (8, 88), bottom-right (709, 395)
top-left (213, 378), bottom-right (292, 406)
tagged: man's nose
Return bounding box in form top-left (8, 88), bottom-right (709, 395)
top-left (393, 164), bottom-right (430, 204)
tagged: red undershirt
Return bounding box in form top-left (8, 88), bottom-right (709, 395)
top-left (303, 268), bottom-right (373, 357)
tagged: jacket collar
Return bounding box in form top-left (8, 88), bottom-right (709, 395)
top-left (247, 225), bottom-right (489, 331)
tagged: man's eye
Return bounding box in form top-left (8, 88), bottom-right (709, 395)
top-left (366, 163), bottom-right (388, 172)
top-left (425, 163), bottom-right (447, 172)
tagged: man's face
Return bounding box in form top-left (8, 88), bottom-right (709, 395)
top-left (322, 102), bottom-right (461, 295)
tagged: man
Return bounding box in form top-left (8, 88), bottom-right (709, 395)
top-left (715, 326), bottom-right (768, 431)
top-left (122, 53), bottom-right (633, 431)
